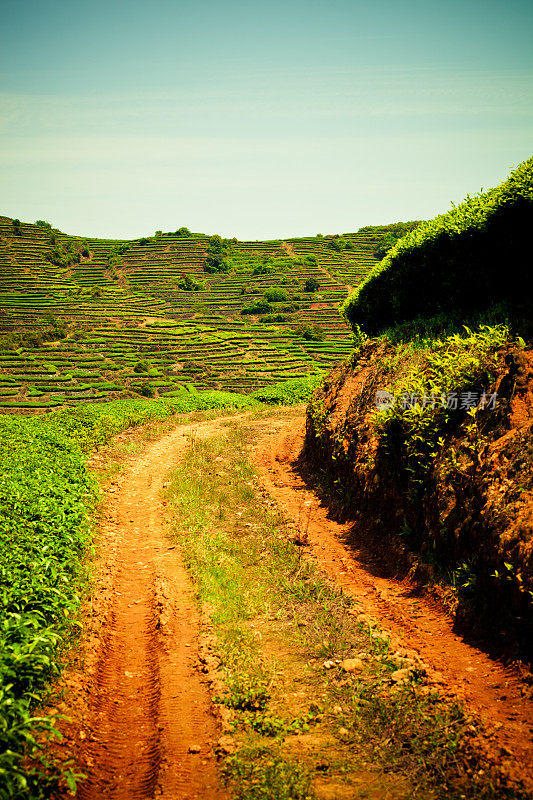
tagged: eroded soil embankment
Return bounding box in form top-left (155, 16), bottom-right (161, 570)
top-left (254, 417), bottom-right (533, 793)
top-left (58, 420), bottom-right (233, 800)
top-left (303, 343), bottom-right (533, 656)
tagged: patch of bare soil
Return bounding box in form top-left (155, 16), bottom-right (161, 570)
top-left (254, 416), bottom-right (533, 793)
top-left (55, 419), bottom-right (238, 799)
top-left (281, 241), bottom-right (296, 257)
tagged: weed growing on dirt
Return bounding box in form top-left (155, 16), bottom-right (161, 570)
top-left (226, 744), bottom-right (313, 800)
top-left (375, 325), bottom-right (509, 485)
top-left (167, 423), bottom-right (528, 800)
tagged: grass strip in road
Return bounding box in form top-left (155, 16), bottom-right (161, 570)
top-left (166, 422), bottom-right (528, 800)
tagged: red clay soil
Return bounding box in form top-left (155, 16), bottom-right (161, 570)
top-left (57, 420), bottom-right (232, 800)
top-left (254, 417), bottom-right (533, 793)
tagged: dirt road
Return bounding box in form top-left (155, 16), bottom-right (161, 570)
top-left (57, 410), bottom-right (533, 797)
top-left (70, 419), bottom-right (234, 800)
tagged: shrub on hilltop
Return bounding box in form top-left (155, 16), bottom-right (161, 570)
top-left (35, 220), bottom-right (52, 231)
top-left (357, 221), bottom-right (423, 259)
top-left (342, 157), bottom-right (533, 336)
top-left (204, 234), bottom-right (235, 273)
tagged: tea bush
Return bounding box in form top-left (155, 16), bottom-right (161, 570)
top-left (343, 157), bottom-right (533, 334)
top-left (251, 374), bottom-right (323, 404)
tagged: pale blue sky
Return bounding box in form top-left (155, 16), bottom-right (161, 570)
top-left (1, 0), bottom-right (532, 239)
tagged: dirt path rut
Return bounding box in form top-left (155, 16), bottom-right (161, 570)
top-left (76, 420), bottom-right (231, 800)
top-left (254, 417), bottom-right (533, 792)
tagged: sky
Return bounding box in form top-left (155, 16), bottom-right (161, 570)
top-left (1, 0), bottom-right (532, 240)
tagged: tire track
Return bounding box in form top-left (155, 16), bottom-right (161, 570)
top-left (74, 420), bottom-right (234, 800)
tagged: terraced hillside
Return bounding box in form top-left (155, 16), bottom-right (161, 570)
top-left (0, 217), bottom-right (380, 411)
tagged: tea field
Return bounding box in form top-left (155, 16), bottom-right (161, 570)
top-left (0, 217), bottom-right (381, 412)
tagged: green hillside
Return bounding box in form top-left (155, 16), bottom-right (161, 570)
top-left (342, 157), bottom-right (533, 336)
top-left (0, 218), bottom-right (382, 412)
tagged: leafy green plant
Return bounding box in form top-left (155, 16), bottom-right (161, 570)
top-left (133, 359), bottom-right (151, 373)
top-left (242, 300), bottom-right (273, 315)
top-left (263, 287), bottom-right (288, 303)
top-left (374, 325), bottom-right (508, 484)
top-left (45, 240), bottom-right (84, 267)
top-left (343, 157), bottom-right (533, 334)
top-left (178, 274), bottom-right (204, 291)
top-left (251, 375), bottom-right (323, 405)
top-left (293, 322), bottom-right (325, 341)
top-left (224, 749), bottom-right (313, 800)
top-left (204, 235), bottom-right (235, 273)
top-left (327, 236), bottom-right (346, 252)
top-left (136, 381), bottom-right (156, 397)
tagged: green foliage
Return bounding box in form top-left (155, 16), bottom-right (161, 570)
top-left (34, 220), bottom-right (52, 231)
top-left (343, 158), bottom-right (533, 335)
top-left (42, 315), bottom-right (68, 341)
top-left (263, 287), bottom-right (288, 303)
top-left (45, 240), bottom-right (83, 268)
top-left (12, 219), bottom-right (22, 237)
top-left (327, 236), bottom-right (347, 252)
top-left (136, 381), bottom-right (156, 397)
top-left (241, 300), bottom-right (273, 315)
top-left (251, 374), bottom-right (323, 405)
top-left (174, 227), bottom-right (191, 237)
top-left (107, 243), bottom-right (130, 270)
top-left (204, 235), bottom-right (235, 273)
top-left (133, 359), bottom-right (151, 373)
top-left (293, 322), bottom-right (325, 341)
top-left (259, 313), bottom-right (289, 324)
top-left (357, 221), bottom-right (422, 260)
top-left (304, 278), bottom-right (320, 293)
top-left (178, 274), bottom-right (204, 291)
top-left (139, 237), bottom-right (151, 246)
top-left (0, 416), bottom-right (95, 795)
top-left (224, 750), bottom-right (313, 799)
top-left (375, 325), bottom-right (509, 484)
top-left (251, 259), bottom-right (277, 276)
top-left (0, 331), bottom-right (43, 350)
